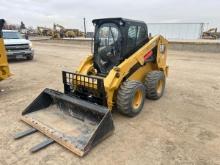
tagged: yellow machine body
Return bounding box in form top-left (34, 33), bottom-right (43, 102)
top-left (0, 25), bottom-right (11, 81)
top-left (16, 18), bottom-right (168, 157)
top-left (76, 35), bottom-right (168, 110)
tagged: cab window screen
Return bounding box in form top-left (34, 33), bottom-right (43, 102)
top-left (127, 25), bottom-right (137, 52)
top-left (136, 26), bottom-right (146, 45)
top-left (98, 26), bottom-right (119, 47)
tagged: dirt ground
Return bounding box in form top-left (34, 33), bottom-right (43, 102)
top-left (0, 41), bottom-right (220, 165)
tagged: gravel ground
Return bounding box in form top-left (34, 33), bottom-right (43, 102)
top-left (0, 41), bottom-right (220, 165)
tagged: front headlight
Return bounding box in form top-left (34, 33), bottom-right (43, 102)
top-left (29, 42), bottom-right (33, 49)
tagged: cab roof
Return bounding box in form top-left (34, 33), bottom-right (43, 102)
top-left (92, 17), bottom-right (146, 25)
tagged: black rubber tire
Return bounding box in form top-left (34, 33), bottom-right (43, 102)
top-left (144, 70), bottom-right (165, 100)
top-left (117, 80), bottom-right (146, 117)
top-left (27, 55), bottom-right (34, 60)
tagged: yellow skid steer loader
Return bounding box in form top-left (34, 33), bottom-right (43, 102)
top-left (0, 19), bottom-right (11, 81)
top-left (15, 18), bottom-right (168, 156)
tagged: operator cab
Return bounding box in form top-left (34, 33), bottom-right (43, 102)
top-left (92, 18), bottom-right (149, 74)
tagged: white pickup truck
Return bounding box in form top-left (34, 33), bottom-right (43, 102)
top-left (2, 30), bottom-right (34, 60)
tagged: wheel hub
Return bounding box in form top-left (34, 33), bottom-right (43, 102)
top-left (132, 89), bottom-right (143, 109)
top-left (157, 79), bottom-right (164, 95)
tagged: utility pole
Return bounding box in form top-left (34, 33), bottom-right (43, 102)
top-left (83, 17), bottom-right (87, 38)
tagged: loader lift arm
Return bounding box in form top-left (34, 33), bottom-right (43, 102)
top-left (104, 35), bottom-right (168, 109)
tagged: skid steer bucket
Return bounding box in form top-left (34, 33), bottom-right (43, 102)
top-left (20, 88), bottom-right (114, 156)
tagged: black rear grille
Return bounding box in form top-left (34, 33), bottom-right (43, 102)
top-left (5, 44), bottom-right (29, 51)
top-left (62, 71), bottom-right (107, 106)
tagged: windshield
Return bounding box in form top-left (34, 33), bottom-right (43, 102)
top-left (3, 31), bottom-right (22, 39)
top-left (94, 23), bottom-right (122, 74)
top-left (97, 24), bottom-right (120, 53)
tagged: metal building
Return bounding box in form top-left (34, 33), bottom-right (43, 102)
top-left (147, 23), bottom-right (205, 40)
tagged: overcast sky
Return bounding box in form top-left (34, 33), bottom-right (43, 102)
top-left (0, 0), bottom-right (220, 31)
